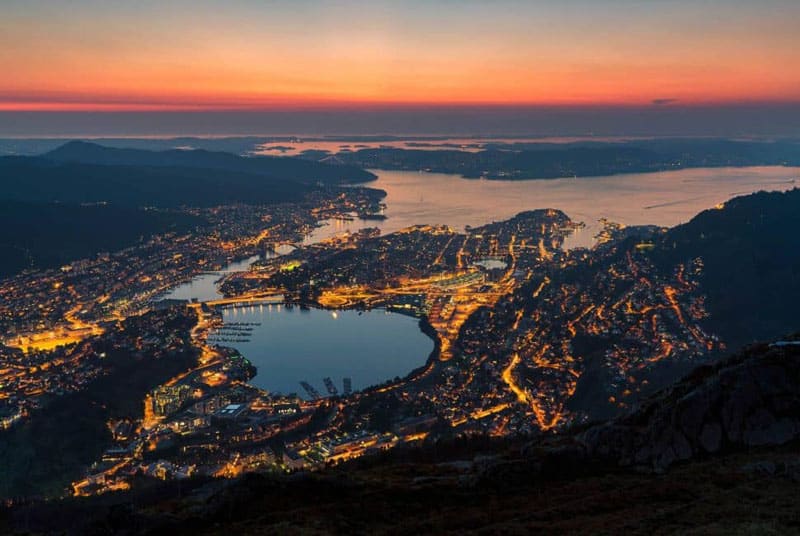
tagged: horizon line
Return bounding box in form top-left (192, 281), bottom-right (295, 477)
top-left (3, 98), bottom-right (800, 113)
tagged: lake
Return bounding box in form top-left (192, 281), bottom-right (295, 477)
top-left (213, 306), bottom-right (434, 397)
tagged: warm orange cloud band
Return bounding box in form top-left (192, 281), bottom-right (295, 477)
top-left (3, 95), bottom-right (799, 113)
top-left (4, 2), bottom-right (799, 112)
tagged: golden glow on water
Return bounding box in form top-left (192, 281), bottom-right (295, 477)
top-left (307, 167), bottom-right (800, 250)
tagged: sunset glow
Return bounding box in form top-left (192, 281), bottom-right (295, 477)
top-left (3, 0), bottom-right (800, 111)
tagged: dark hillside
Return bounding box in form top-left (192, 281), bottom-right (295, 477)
top-left (0, 201), bottom-right (203, 278)
top-left (0, 156), bottom-right (310, 207)
top-left (654, 188), bottom-right (800, 348)
top-left (45, 141), bottom-right (377, 185)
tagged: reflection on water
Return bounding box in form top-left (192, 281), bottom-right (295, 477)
top-left (307, 166), bottom-right (799, 249)
top-left (214, 306), bottom-right (434, 397)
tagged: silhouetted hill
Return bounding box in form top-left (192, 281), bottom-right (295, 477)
top-left (655, 188), bottom-right (800, 348)
top-left (0, 156), bottom-right (310, 208)
top-left (0, 201), bottom-right (204, 278)
top-left (45, 141), bottom-right (376, 184)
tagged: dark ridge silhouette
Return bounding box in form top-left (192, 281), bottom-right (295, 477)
top-left (44, 140), bottom-right (377, 184)
top-left (0, 156), bottom-right (310, 208)
top-left (655, 188), bottom-right (800, 348)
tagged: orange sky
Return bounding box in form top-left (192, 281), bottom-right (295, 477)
top-left (2, 1), bottom-right (799, 111)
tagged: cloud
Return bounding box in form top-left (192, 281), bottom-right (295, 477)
top-left (652, 98), bottom-right (678, 106)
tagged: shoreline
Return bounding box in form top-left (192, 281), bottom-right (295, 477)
top-left (207, 302), bottom-right (437, 399)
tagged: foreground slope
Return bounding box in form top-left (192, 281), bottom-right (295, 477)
top-left (4, 337), bottom-right (800, 534)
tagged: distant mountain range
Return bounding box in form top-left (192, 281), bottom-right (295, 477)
top-left (4, 137), bottom-right (798, 182)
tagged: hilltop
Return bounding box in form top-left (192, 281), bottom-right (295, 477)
top-left (654, 189), bottom-right (800, 348)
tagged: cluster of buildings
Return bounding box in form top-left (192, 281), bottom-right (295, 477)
top-left (1, 187), bottom-right (386, 470)
top-left (1, 177), bottom-right (733, 498)
top-left (0, 187), bottom-right (386, 353)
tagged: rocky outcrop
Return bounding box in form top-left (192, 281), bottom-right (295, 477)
top-left (579, 339), bottom-right (800, 472)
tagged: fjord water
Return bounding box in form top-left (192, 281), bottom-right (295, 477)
top-left (161, 256), bottom-right (260, 302)
top-left (217, 306), bottom-right (433, 397)
top-left (308, 166), bottom-right (800, 248)
top-left (162, 246), bottom-right (294, 302)
top-left (173, 165), bottom-right (798, 395)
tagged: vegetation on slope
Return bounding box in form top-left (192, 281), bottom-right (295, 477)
top-left (0, 201), bottom-right (204, 278)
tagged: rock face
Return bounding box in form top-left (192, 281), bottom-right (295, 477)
top-left (579, 339), bottom-right (800, 472)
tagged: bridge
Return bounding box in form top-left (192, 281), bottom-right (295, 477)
top-left (201, 294), bottom-right (285, 308)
